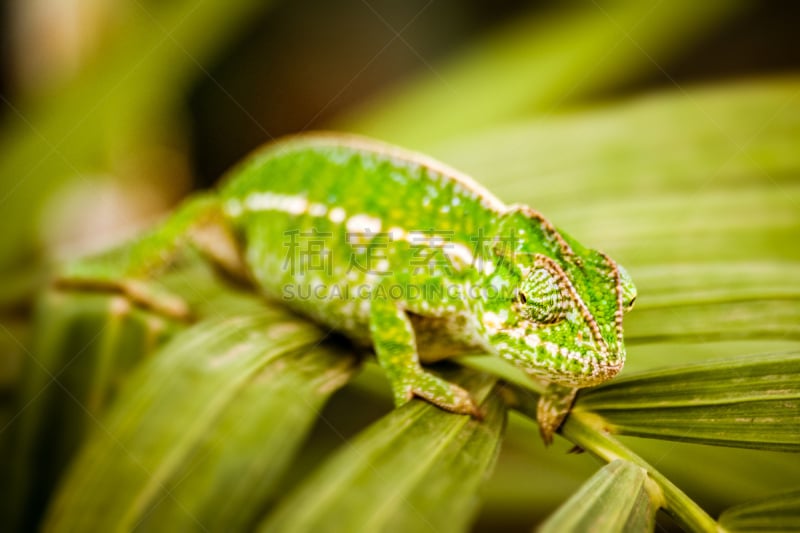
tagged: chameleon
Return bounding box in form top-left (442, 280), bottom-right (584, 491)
top-left (59, 133), bottom-right (637, 442)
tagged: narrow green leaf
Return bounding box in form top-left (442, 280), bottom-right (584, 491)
top-left (539, 459), bottom-right (655, 533)
top-left (7, 291), bottom-right (178, 531)
top-left (625, 298), bottom-right (800, 345)
top-left (0, 318), bottom-right (26, 527)
top-left (560, 412), bottom-right (719, 533)
top-left (259, 370), bottom-right (505, 533)
top-left (134, 346), bottom-right (359, 531)
top-left (719, 489), bottom-right (800, 532)
top-left (8, 253), bottom-right (283, 526)
top-left (43, 311), bottom-right (357, 531)
top-left (575, 353), bottom-right (800, 451)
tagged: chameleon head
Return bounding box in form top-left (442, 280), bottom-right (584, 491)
top-left (474, 207), bottom-right (637, 388)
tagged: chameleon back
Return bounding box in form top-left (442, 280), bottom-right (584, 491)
top-left (220, 134), bottom-right (506, 338)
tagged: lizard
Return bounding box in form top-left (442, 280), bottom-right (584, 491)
top-left (58, 133), bottom-right (637, 442)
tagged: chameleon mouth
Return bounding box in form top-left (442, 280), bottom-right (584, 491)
top-left (588, 355), bottom-right (625, 385)
top-left (582, 349), bottom-right (625, 385)
top-left (516, 350), bottom-right (625, 388)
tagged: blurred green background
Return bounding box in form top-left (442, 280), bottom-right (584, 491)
top-left (0, 0), bottom-right (798, 275)
top-left (1, 1), bottom-right (799, 531)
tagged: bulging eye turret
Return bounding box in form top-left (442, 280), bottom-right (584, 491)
top-left (515, 267), bottom-right (568, 324)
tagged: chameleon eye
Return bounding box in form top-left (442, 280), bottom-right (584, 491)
top-left (519, 268), bottom-right (568, 324)
top-left (618, 264), bottom-right (637, 311)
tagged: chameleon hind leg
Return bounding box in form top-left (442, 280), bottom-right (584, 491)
top-left (56, 194), bottom-right (247, 319)
top-left (369, 295), bottom-right (481, 417)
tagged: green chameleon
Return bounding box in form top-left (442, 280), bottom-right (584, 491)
top-left (59, 133), bottom-right (637, 442)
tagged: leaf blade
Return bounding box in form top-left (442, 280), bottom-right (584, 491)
top-left (258, 370), bottom-right (505, 533)
top-left (539, 459), bottom-right (655, 533)
top-left (575, 353), bottom-right (800, 451)
top-left (43, 310), bottom-right (357, 531)
top-left (719, 489), bottom-right (800, 532)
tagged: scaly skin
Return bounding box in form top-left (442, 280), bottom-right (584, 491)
top-left (60, 133), bottom-right (637, 443)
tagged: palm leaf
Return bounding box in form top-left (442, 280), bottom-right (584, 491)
top-left (539, 460), bottom-right (656, 533)
top-left (719, 489), bottom-right (800, 532)
top-left (43, 301), bottom-right (357, 531)
top-left (259, 370), bottom-right (503, 533)
top-left (575, 353), bottom-right (800, 451)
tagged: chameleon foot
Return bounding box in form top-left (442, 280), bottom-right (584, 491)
top-left (118, 279), bottom-right (191, 319)
top-left (536, 384), bottom-right (578, 445)
top-left (394, 371), bottom-right (482, 418)
top-left (55, 277), bottom-right (191, 320)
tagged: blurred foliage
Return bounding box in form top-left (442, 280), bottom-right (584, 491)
top-left (0, 0), bottom-right (273, 288)
top-left (338, 0), bottom-right (748, 148)
top-left (1, 0), bottom-right (799, 532)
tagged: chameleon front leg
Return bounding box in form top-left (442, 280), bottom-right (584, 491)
top-left (56, 194), bottom-right (247, 319)
top-left (369, 296), bottom-right (481, 417)
top-left (537, 383), bottom-right (578, 445)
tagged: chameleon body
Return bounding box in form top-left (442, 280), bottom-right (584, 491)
top-left (61, 133), bottom-right (636, 442)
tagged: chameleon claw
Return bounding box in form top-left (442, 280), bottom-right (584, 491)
top-left (412, 384), bottom-right (482, 419)
top-left (414, 384), bottom-right (483, 420)
top-left (536, 407), bottom-right (561, 446)
top-left (430, 382), bottom-right (483, 419)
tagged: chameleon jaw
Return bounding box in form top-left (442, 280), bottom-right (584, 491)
top-left (503, 344), bottom-right (625, 389)
top-left (548, 356), bottom-right (625, 388)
